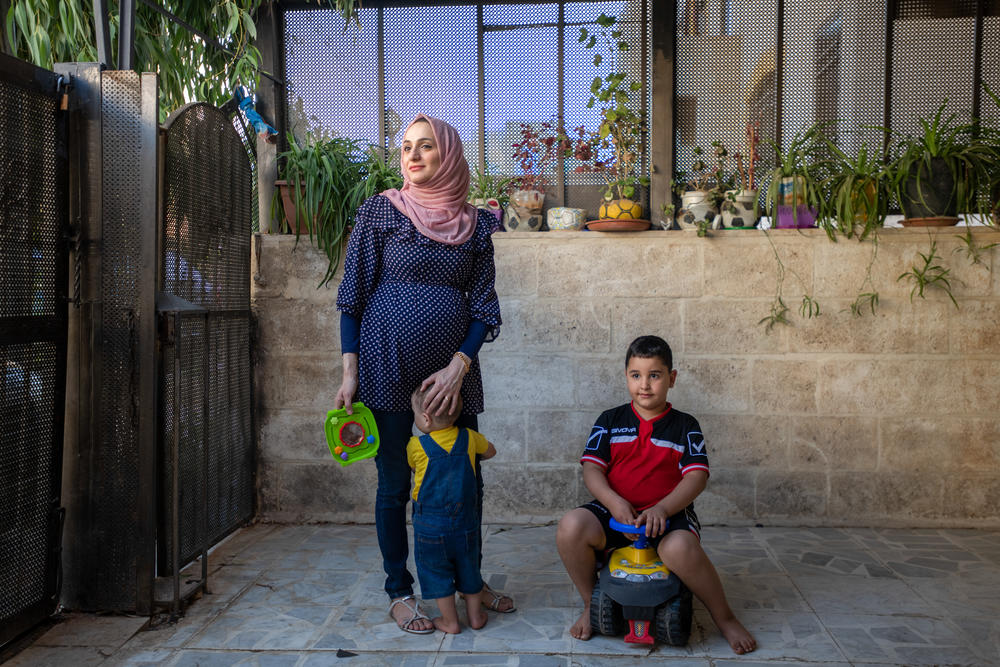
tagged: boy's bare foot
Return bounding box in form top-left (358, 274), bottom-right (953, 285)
top-left (468, 610), bottom-right (488, 630)
top-left (718, 616), bottom-right (756, 654)
top-left (569, 607), bottom-right (592, 640)
top-left (433, 616), bottom-right (461, 634)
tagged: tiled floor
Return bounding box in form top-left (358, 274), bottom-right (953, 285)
top-left (8, 523), bottom-right (1000, 666)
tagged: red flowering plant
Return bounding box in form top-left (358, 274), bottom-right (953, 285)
top-left (511, 119), bottom-right (603, 193)
top-left (511, 120), bottom-right (562, 193)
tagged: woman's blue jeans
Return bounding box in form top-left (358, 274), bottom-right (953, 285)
top-left (372, 408), bottom-right (480, 600)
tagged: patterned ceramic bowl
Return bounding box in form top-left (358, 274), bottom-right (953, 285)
top-left (546, 207), bottom-right (586, 231)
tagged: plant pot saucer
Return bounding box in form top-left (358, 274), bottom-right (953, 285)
top-left (586, 219), bottom-right (651, 231)
top-left (900, 216), bottom-right (959, 227)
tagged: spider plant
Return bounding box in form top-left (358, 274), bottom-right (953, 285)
top-left (764, 122), bottom-right (830, 228)
top-left (886, 101), bottom-right (997, 221)
top-left (817, 141), bottom-right (890, 241)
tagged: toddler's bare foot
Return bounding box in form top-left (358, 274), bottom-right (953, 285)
top-left (569, 607), bottom-right (592, 640)
top-left (433, 616), bottom-right (461, 634)
top-left (468, 610), bottom-right (488, 630)
top-left (718, 616), bottom-right (756, 654)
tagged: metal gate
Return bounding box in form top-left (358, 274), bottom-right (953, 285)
top-left (0, 53), bottom-right (69, 646)
top-left (157, 103), bottom-right (254, 598)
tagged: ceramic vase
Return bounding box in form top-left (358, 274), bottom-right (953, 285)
top-left (721, 189), bottom-right (758, 229)
top-left (546, 207), bottom-right (586, 231)
top-left (676, 190), bottom-right (719, 231)
top-left (505, 189), bottom-right (545, 232)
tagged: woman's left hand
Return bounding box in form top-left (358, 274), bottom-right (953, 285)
top-left (420, 357), bottom-right (467, 416)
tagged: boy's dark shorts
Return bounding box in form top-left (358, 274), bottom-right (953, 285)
top-left (580, 500), bottom-right (701, 554)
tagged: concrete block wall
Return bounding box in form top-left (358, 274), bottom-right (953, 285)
top-left (251, 227), bottom-right (1000, 527)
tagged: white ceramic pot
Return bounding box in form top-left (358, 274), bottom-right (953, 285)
top-left (675, 190), bottom-right (719, 231)
top-left (720, 189), bottom-right (758, 229)
top-left (505, 189), bottom-right (545, 232)
top-left (546, 207), bottom-right (586, 231)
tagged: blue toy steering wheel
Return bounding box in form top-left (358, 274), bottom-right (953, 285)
top-left (608, 517), bottom-right (670, 550)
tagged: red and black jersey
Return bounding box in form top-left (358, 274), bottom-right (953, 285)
top-left (580, 402), bottom-right (710, 511)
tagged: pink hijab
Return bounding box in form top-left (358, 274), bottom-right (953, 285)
top-left (382, 114), bottom-right (478, 245)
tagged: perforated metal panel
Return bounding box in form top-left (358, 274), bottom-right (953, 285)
top-left (160, 103), bottom-right (254, 576)
top-left (283, 1), bottom-right (652, 216)
top-left (284, 7), bottom-right (381, 146)
top-left (891, 0), bottom-right (977, 136)
top-left (673, 0), bottom-right (997, 213)
top-left (0, 54), bottom-right (67, 646)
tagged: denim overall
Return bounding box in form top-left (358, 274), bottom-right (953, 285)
top-left (411, 428), bottom-right (483, 599)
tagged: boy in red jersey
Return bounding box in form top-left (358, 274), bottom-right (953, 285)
top-left (556, 335), bottom-right (756, 654)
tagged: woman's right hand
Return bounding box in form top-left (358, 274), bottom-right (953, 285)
top-left (334, 353), bottom-right (359, 414)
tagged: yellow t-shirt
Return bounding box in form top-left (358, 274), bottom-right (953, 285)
top-left (407, 426), bottom-right (489, 502)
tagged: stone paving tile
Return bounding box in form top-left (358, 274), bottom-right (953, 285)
top-left (819, 612), bottom-right (985, 666)
top-left (716, 573), bottom-right (812, 613)
top-left (687, 608), bottom-right (849, 662)
top-left (4, 645), bottom-right (110, 666)
top-left (31, 613), bottom-right (148, 649)
top-left (167, 649), bottom-right (303, 666)
top-left (186, 604), bottom-right (333, 651)
top-left (792, 573), bottom-right (935, 617)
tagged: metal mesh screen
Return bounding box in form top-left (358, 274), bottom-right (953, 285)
top-left (206, 313), bottom-right (253, 544)
top-left (283, 1), bottom-right (652, 214)
top-left (158, 316), bottom-right (208, 570)
top-left (93, 71), bottom-right (146, 608)
top-left (160, 103), bottom-right (253, 575)
top-left (891, 0), bottom-right (977, 136)
top-left (782, 0), bottom-right (886, 158)
top-left (384, 5), bottom-right (480, 159)
top-left (0, 57), bottom-right (66, 643)
top-left (484, 4), bottom-right (560, 178)
top-left (984, 15), bottom-right (1000, 127)
top-left (284, 8), bottom-right (381, 145)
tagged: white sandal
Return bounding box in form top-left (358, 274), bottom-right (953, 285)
top-left (388, 595), bottom-right (435, 634)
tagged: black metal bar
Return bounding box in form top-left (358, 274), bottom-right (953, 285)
top-left (135, 71), bottom-right (160, 616)
top-left (650, 0), bottom-right (673, 229)
top-left (378, 6), bottom-right (386, 149)
top-left (477, 4), bottom-right (486, 173)
top-left (556, 2), bottom-right (565, 206)
top-left (973, 0), bottom-right (984, 120)
top-left (775, 0), bottom-right (784, 152)
top-left (94, 0), bottom-right (112, 67)
top-left (119, 0), bottom-right (136, 70)
top-left (883, 0), bottom-right (895, 156)
top-left (170, 311), bottom-right (181, 618)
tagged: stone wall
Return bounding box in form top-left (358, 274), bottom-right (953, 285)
top-left (251, 227), bottom-right (1000, 527)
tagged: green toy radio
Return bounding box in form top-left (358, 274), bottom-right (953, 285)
top-left (324, 402), bottom-right (379, 466)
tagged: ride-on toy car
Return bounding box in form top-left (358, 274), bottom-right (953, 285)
top-left (590, 517), bottom-right (693, 645)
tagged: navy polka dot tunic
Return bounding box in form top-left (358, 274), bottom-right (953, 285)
top-left (336, 195), bottom-right (502, 413)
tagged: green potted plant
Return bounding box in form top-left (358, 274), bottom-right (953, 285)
top-left (509, 121), bottom-right (562, 231)
top-left (887, 100), bottom-right (997, 226)
top-left (765, 123), bottom-right (828, 229)
top-left (273, 133), bottom-right (365, 286)
top-left (817, 140), bottom-right (890, 241)
top-left (673, 142), bottom-right (734, 232)
top-left (468, 164), bottom-right (513, 229)
top-left (720, 122), bottom-right (761, 230)
top-left (579, 13), bottom-right (650, 225)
